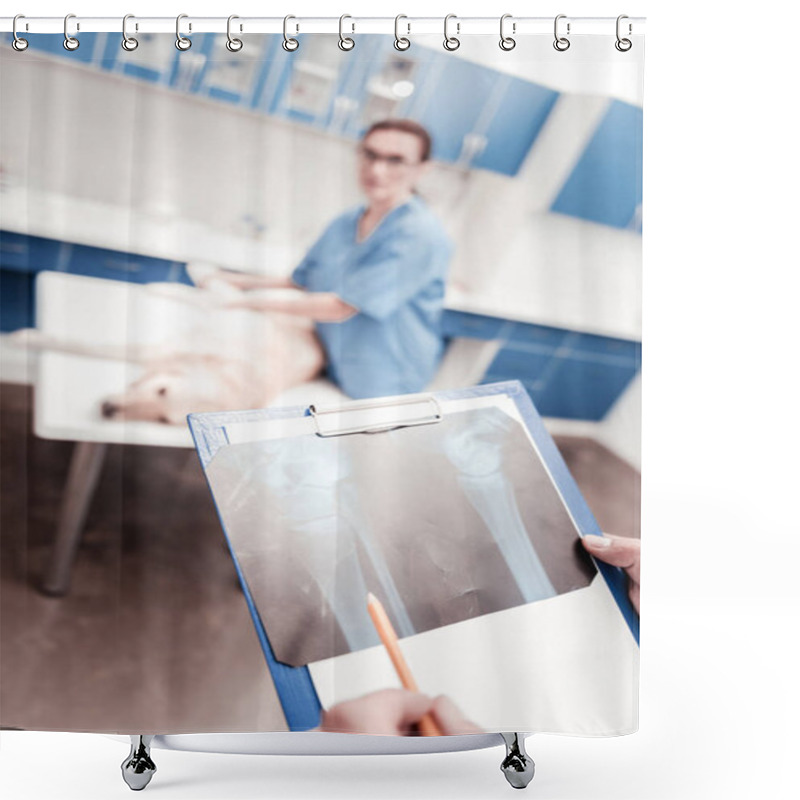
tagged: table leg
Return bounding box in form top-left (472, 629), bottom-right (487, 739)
top-left (41, 441), bottom-right (108, 596)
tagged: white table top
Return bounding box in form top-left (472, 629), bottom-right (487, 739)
top-left (33, 272), bottom-right (346, 446)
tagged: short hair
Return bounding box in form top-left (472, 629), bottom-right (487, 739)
top-left (362, 119), bottom-right (432, 163)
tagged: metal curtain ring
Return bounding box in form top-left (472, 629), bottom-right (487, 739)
top-left (553, 14), bottom-right (570, 52)
top-left (63, 13), bottom-right (79, 51)
top-left (121, 14), bottom-right (139, 51)
top-left (394, 14), bottom-right (410, 51)
top-left (338, 14), bottom-right (355, 51)
top-left (615, 14), bottom-right (632, 51)
top-left (175, 14), bottom-right (192, 50)
top-left (499, 14), bottom-right (516, 51)
top-left (443, 14), bottom-right (460, 51)
top-left (226, 15), bottom-right (243, 52)
top-left (12, 15), bottom-right (28, 52)
top-left (282, 15), bottom-right (299, 51)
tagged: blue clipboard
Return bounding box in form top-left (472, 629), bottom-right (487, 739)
top-left (188, 380), bottom-right (639, 732)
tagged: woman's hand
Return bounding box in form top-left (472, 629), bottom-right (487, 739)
top-left (195, 270), bottom-right (275, 291)
top-left (315, 689), bottom-right (484, 736)
top-left (188, 262), bottom-right (294, 292)
top-left (317, 689), bottom-right (434, 736)
top-left (582, 534), bottom-right (641, 614)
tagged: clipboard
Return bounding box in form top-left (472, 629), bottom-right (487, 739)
top-left (188, 380), bottom-right (639, 734)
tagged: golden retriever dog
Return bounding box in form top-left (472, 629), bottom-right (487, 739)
top-left (12, 279), bottom-right (325, 425)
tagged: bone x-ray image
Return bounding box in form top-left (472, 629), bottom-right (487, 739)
top-left (206, 406), bottom-right (596, 667)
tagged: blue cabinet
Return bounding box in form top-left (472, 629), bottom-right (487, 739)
top-left (324, 40), bottom-right (561, 175)
top-left (64, 243), bottom-right (187, 284)
top-left (24, 32), bottom-right (103, 64)
top-left (535, 354), bottom-right (638, 421)
top-left (442, 310), bottom-right (510, 341)
top-left (0, 270), bottom-right (35, 332)
top-left (199, 35), bottom-right (279, 107)
top-left (0, 231), bottom-right (191, 333)
top-left (343, 38), bottom-right (425, 138)
top-left (410, 56), bottom-right (497, 164)
top-left (98, 30), bottom-right (212, 91)
top-left (9, 31), bottom-right (561, 179)
top-left (0, 232), bottom-right (63, 272)
top-left (551, 99), bottom-right (643, 230)
top-left (266, 34), bottom-right (370, 130)
top-left (7, 31), bottom-right (641, 197)
top-left (443, 309), bottom-right (640, 421)
top-left (472, 77), bottom-right (559, 176)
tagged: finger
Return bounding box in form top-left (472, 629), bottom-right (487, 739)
top-left (629, 582), bottom-right (640, 615)
top-left (430, 695), bottom-right (483, 735)
top-left (582, 534), bottom-right (640, 582)
top-left (339, 689), bottom-right (432, 735)
top-left (319, 693), bottom-right (390, 735)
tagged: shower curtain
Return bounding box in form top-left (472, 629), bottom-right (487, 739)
top-left (0, 20), bottom-right (643, 740)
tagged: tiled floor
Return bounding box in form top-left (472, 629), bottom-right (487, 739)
top-left (0, 382), bottom-right (639, 733)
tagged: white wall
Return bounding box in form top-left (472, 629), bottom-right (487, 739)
top-left (597, 373), bottom-right (641, 470)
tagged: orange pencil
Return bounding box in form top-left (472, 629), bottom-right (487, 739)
top-left (366, 592), bottom-right (442, 737)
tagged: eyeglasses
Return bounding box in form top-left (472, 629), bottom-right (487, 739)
top-left (357, 145), bottom-right (421, 169)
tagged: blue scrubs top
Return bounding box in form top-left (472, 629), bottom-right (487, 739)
top-left (291, 194), bottom-right (453, 399)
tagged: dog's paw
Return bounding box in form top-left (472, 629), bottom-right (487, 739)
top-left (204, 279), bottom-right (244, 302)
top-left (144, 282), bottom-right (210, 306)
top-left (186, 261), bottom-right (219, 288)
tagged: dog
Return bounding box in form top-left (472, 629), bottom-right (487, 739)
top-left (12, 277), bottom-right (325, 425)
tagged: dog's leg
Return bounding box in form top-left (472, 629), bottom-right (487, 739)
top-left (9, 328), bottom-right (177, 364)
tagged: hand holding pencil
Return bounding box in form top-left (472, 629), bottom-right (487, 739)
top-left (366, 592), bottom-right (443, 736)
top-left (314, 593), bottom-right (483, 736)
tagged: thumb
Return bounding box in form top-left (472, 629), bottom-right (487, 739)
top-left (582, 534), bottom-right (640, 583)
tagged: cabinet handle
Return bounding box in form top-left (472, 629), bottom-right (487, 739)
top-left (1, 241), bottom-right (27, 254)
top-left (101, 258), bottom-right (141, 273)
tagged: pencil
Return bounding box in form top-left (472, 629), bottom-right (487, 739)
top-left (366, 592), bottom-right (443, 737)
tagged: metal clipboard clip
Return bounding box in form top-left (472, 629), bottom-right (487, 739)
top-left (308, 394), bottom-right (443, 437)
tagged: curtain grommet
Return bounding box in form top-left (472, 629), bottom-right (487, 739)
top-left (282, 15), bottom-right (299, 51)
top-left (443, 14), bottom-right (460, 51)
top-left (615, 15), bottom-right (633, 51)
top-left (499, 14), bottom-right (516, 51)
top-left (394, 15), bottom-right (411, 51)
top-left (63, 13), bottom-right (80, 51)
top-left (11, 15), bottom-right (29, 52)
top-left (121, 14), bottom-right (138, 52)
top-left (175, 14), bottom-right (192, 51)
top-left (553, 14), bottom-right (570, 52)
top-left (226, 15), bottom-right (243, 52)
top-left (338, 14), bottom-right (355, 51)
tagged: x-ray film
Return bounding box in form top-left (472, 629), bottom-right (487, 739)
top-left (205, 401), bottom-right (596, 666)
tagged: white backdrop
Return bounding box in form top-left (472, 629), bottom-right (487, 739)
top-left (2, 1), bottom-right (798, 799)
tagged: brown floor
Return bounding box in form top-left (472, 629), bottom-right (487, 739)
top-left (0, 382), bottom-right (639, 734)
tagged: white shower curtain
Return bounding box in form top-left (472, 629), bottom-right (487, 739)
top-left (0, 21), bottom-right (643, 739)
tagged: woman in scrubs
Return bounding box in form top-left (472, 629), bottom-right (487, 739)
top-left (202, 119), bottom-right (453, 399)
